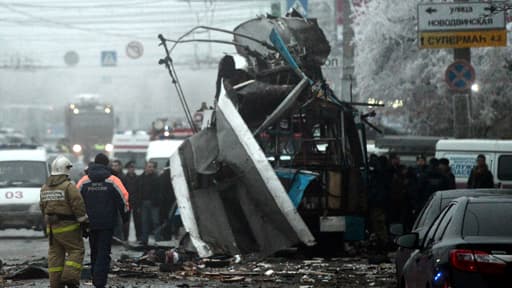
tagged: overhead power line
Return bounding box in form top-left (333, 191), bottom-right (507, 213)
top-left (0, 2), bottom-right (146, 39)
top-left (0, 14), bottom-right (253, 25)
top-left (0, 0), bottom-right (170, 9)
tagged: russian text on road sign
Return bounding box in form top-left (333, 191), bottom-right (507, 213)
top-left (419, 30), bottom-right (507, 48)
top-left (101, 51), bottom-right (117, 67)
top-left (418, 2), bottom-right (505, 32)
top-left (445, 60), bottom-right (475, 92)
top-left (419, 29), bottom-right (506, 49)
top-left (126, 41), bottom-right (144, 59)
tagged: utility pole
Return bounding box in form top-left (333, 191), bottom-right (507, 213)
top-left (452, 50), bottom-right (472, 138)
top-left (341, 0), bottom-right (355, 103)
top-left (452, 0), bottom-right (477, 138)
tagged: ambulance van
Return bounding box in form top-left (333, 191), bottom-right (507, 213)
top-left (111, 130), bottom-right (150, 174)
top-left (0, 145), bottom-right (49, 234)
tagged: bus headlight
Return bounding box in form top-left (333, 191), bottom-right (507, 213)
top-left (105, 143), bottom-right (114, 152)
top-left (72, 144), bottom-right (82, 153)
top-left (73, 108), bottom-right (80, 114)
top-left (104, 107), bottom-right (111, 114)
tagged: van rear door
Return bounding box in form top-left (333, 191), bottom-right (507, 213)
top-left (496, 154), bottom-right (512, 188)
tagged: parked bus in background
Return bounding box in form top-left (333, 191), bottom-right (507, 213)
top-left (111, 130), bottom-right (150, 174)
top-left (65, 94), bottom-right (114, 162)
top-left (435, 139), bottom-right (512, 188)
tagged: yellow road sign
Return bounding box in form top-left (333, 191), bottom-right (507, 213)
top-left (419, 29), bottom-right (507, 49)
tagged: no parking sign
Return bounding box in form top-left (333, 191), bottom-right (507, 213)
top-left (126, 41), bottom-right (144, 59)
top-left (445, 60), bottom-right (475, 92)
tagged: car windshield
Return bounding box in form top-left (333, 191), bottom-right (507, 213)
top-left (0, 161), bottom-right (47, 187)
top-left (463, 202), bottom-right (512, 237)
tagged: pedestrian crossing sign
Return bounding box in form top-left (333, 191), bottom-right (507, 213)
top-left (101, 51), bottom-right (117, 67)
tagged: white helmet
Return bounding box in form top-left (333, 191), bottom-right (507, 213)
top-left (51, 156), bottom-right (73, 176)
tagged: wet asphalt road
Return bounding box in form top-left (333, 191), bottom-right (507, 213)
top-left (0, 229), bottom-right (397, 288)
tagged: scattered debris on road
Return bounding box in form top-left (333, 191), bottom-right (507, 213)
top-left (4, 264), bottom-right (48, 280)
top-left (0, 249), bottom-right (396, 287)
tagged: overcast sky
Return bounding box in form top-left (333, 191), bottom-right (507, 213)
top-left (0, 0), bottom-right (275, 67)
top-left (0, 0), bottom-right (280, 134)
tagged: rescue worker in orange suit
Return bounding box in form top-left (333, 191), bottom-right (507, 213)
top-left (79, 153), bottom-right (129, 288)
top-left (40, 156), bottom-right (88, 288)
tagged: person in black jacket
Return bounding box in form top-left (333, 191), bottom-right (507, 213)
top-left (439, 158), bottom-right (456, 189)
top-left (137, 161), bottom-right (161, 245)
top-left (467, 154), bottom-right (494, 188)
top-left (421, 158), bottom-right (451, 205)
top-left (124, 161), bottom-right (141, 241)
top-left (367, 155), bottom-right (391, 256)
top-left (155, 161), bottom-right (182, 241)
top-left (79, 153), bottom-right (128, 288)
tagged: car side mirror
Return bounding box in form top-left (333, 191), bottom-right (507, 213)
top-left (389, 223), bottom-right (404, 236)
top-left (395, 233), bottom-right (419, 249)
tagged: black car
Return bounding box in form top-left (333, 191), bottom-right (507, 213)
top-left (392, 188), bottom-right (512, 280)
top-left (396, 196), bottom-right (512, 288)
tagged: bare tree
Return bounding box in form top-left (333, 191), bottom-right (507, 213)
top-left (353, 0), bottom-right (512, 137)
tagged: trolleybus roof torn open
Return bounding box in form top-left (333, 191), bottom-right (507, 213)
top-left (159, 11), bottom-right (370, 258)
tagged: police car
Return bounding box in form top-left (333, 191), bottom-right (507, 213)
top-left (0, 145), bottom-right (48, 234)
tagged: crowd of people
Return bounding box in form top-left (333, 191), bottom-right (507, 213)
top-left (39, 148), bottom-right (497, 287)
top-left (104, 159), bottom-right (179, 246)
top-left (40, 153), bottom-right (179, 288)
top-left (366, 152), bottom-right (495, 257)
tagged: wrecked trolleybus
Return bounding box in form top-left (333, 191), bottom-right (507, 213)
top-left (161, 12), bottom-right (369, 257)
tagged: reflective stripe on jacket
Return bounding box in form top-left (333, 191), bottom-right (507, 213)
top-left (40, 175), bottom-right (88, 227)
top-left (79, 164), bottom-right (128, 230)
top-left (77, 174), bottom-right (129, 211)
top-left (48, 260), bottom-right (82, 273)
top-left (46, 222), bottom-right (80, 234)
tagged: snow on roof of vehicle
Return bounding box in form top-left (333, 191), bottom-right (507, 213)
top-left (112, 131), bottom-right (150, 151)
top-left (436, 139), bottom-right (512, 153)
top-left (366, 143), bottom-right (389, 156)
top-left (146, 139), bottom-right (183, 160)
top-left (76, 93), bottom-right (100, 103)
top-left (0, 146), bottom-right (47, 161)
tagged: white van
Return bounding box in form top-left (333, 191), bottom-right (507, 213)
top-left (0, 146), bottom-right (49, 234)
top-left (146, 140), bottom-right (183, 172)
top-left (435, 139), bottom-right (512, 188)
top-left (111, 130), bottom-right (150, 174)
